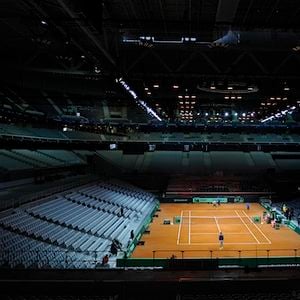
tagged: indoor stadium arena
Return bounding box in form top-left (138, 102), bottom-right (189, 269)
top-left (1, 0), bottom-right (300, 299)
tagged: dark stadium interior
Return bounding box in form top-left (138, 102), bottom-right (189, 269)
top-left (1, 0), bottom-right (300, 299)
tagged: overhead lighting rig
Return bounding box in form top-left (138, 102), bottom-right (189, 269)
top-left (197, 83), bottom-right (258, 94)
top-left (122, 36), bottom-right (210, 46)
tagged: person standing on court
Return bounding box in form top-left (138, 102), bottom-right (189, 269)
top-left (218, 232), bottom-right (224, 249)
top-left (246, 203), bottom-right (250, 210)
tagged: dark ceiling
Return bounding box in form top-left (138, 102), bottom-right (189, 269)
top-left (0, 0), bottom-right (300, 124)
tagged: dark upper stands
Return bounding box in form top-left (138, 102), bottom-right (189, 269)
top-left (2, 123), bottom-right (300, 143)
top-left (0, 149), bottom-right (84, 171)
top-left (167, 176), bottom-right (270, 193)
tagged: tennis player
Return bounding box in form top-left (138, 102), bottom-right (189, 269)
top-left (218, 232), bottom-right (224, 249)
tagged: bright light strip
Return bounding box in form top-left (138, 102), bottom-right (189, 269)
top-left (117, 77), bottom-right (162, 121)
top-left (123, 36), bottom-right (207, 45)
top-left (261, 106), bottom-right (296, 123)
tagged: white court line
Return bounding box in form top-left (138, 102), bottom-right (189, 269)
top-left (235, 210), bottom-right (260, 244)
top-left (214, 216), bottom-right (221, 232)
top-left (179, 242), bottom-right (271, 245)
top-left (176, 210), bottom-right (183, 245)
top-left (182, 223), bottom-right (249, 226)
top-left (188, 210), bottom-right (191, 245)
top-left (182, 209), bottom-right (247, 211)
top-left (180, 216), bottom-right (251, 219)
top-left (190, 232), bottom-right (251, 235)
top-left (242, 210), bottom-right (272, 244)
top-left (190, 232), bottom-right (218, 235)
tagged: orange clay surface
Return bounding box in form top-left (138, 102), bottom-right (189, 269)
top-left (131, 203), bottom-right (300, 259)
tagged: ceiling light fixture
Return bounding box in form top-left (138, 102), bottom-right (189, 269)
top-left (116, 77), bottom-right (162, 121)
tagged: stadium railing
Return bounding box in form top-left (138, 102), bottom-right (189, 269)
top-left (117, 248), bottom-right (300, 269)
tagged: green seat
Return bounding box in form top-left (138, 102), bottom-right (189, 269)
top-left (173, 216), bottom-right (181, 224)
top-left (252, 216), bottom-right (261, 223)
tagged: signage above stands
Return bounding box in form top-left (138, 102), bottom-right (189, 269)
top-left (192, 197), bottom-right (228, 203)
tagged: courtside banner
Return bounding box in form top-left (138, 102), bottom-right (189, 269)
top-left (192, 197), bottom-right (228, 203)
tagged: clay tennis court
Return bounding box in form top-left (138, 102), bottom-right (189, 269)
top-left (131, 203), bottom-right (300, 259)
